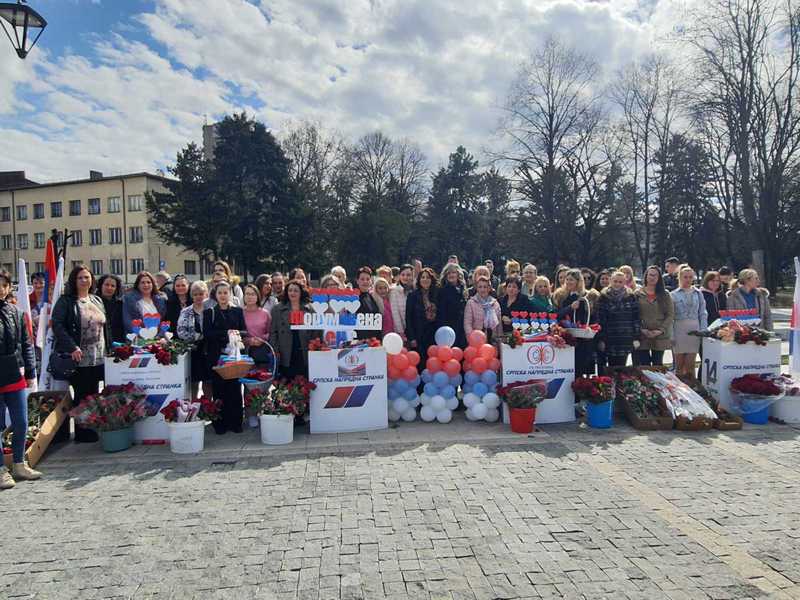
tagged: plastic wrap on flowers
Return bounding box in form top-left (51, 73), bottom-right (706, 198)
top-left (728, 374), bottom-right (786, 416)
top-left (639, 370), bottom-right (717, 421)
top-left (387, 349), bottom-right (422, 422)
top-left (459, 330), bottom-right (502, 423)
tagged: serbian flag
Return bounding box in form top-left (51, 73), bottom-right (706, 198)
top-left (42, 238), bottom-right (56, 304)
top-left (16, 259), bottom-right (34, 342)
top-left (791, 257), bottom-right (800, 375)
top-left (38, 256), bottom-right (67, 391)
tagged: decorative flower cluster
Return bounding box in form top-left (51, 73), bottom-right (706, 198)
top-left (69, 383), bottom-right (147, 432)
top-left (496, 380), bottom-right (545, 409)
top-left (160, 396), bottom-right (222, 423)
top-left (614, 373), bottom-right (663, 419)
top-left (730, 374), bottom-right (783, 397)
top-left (572, 375), bottom-right (614, 404)
top-left (245, 376), bottom-right (316, 416)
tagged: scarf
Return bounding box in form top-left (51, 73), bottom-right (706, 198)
top-left (477, 295), bottom-right (499, 331)
top-left (421, 290), bottom-right (436, 322)
top-left (606, 286), bottom-right (627, 302)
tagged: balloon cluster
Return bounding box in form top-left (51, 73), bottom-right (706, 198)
top-left (383, 333), bottom-right (422, 422)
top-left (460, 330), bottom-right (501, 422)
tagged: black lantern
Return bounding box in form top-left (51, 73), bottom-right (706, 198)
top-left (0, 1), bottom-right (46, 59)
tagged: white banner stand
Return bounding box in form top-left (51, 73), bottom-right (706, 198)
top-left (701, 338), bottom-right (781, 410)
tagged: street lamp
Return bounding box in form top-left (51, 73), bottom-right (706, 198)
top-left (0, 1), bottom-right (46, 59)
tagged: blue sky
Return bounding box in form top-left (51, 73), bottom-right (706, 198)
top-left (0, 0), bottom-right (688, 182)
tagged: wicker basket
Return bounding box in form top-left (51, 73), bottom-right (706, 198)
top-left (565, 296), bottom-right (596, 339)
top-left (213, 360), bottom-right (254, 380)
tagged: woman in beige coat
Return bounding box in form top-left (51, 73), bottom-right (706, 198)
top-left (635, 266), bottom-right (674, 366)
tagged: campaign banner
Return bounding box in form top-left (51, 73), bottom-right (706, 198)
top-left (701, 337), bottom-right (781, 410)
top-left (308, 346), bottom-right (388, 433)
top-left (500, 342), bottom-right (576, 424)
top-left (104, 353), bottom-right (190, 443)
top-left (291, 288), bottom-right (382, 332)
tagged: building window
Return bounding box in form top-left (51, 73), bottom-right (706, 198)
top-left (16, 205), bottom-right (27, 221)
top-left (0, 207), bottom-right (9, 222)
top-left (90, 260), bottom-right (103, 274)
top-left (51, 202), bottom-right (62, 218)
top-left (184, 260), bottom-right (197, 276)
top-left (89, 229), bottom-right (102, 246)
top-left (34, 232), bottom-right (45, 249)
top-left (16, 233), bottom-right (28, 250)
top-left (131, 258), bottom-right (144, 273)
top-left (71, 260), bottom-right (81, 269)
top-left (70, 230), bottom-right (82, 246)
top-left (110, 259), bottom-right (123, 275)
top-left (109, 227), bottom-right (122, 245)
top-left (129, 226), bottom-right (143, 243)
top-left (128, 195), bottom-right (143, 212)
top-left (203, 260), bottom-right (215, 275)
top-left (35, 262), bottom-right (45, 273)
top-left (69, 200), bottom-right (81, 216)
top-left (2, 263), bottom-right (11, 273)
top-left (33, 203), bottom-right (44, 219)
top-left (88, 198), bottom-right (101, 215)
top-left (108, 196), bottom-right (121, 213)
top-left (1, 235), bottom-right (11, 250)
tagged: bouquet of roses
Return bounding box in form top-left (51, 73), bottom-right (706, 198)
top-left (497, 380), bottom-right (545, 409)
top-left (730, 374), bottom-right (783, 397)
top-left (160, 396), bottom-right (222, 423)
top-left (615, 373), bottom-right (663, 419)
top-left (572, 375), bottom-right (614, 404)
top-left (246, 376), bottom-right (316, 416)
top-left (69, 383), bottom-right (147, 432)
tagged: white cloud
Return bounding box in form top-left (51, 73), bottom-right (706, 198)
top-left (0, 0), bottom-right (685, 181)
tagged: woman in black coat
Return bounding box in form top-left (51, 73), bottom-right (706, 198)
top-left (700, 271), bottom-right (727, 325)
top-left (164, 274), bottom-right (191, 334)
top-left (555, 268), bottom-right (597, 377)
top-left (498, 276), bottom-right (534, 334)
top-left (97, 274), bottom-right (125, 344)
top-left (596, 272), bottom-right (641, 368)
top-left (202, 281), bottom-right (246, 434)
top-left (0, 269), bottom-right (40, 487)
top-left (436, 263), bottom-right (467, 349)
top-left (405, 268), bottom-right (439, 364)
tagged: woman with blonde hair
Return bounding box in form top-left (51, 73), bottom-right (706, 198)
top-left (437, 262), bottom-right (468, 349)
top-left (370, 277), bottom-right (395, 339)
top-left (376, 265), bottom-right (393, 283)
top-left (390, 264), bottom-right (414, 339)
top-left (670, 265), bottom-right (707, 378)
top-left (727, 268), bottom-right (772, 330)
top-left (212, 260), bottom-right (244, 304)
top-left (520, 264), bottom-right (538, 299)
top-left (553, 265), bottom-right (570, 294)
top-left (618, 265), bottom-right (637, 290)
top-left (554, 268), bottom-right (598, 376)
top-left (529, 275), bottom-right (555, 313)
top-left (469, 265), bottom-right (493, 297)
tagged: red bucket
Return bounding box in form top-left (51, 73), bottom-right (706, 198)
top-left (509, 407), bottom-right (536, 434)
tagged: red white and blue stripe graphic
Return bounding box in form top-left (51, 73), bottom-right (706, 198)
top-left (129, 357), bottom-right (152, 368)
top-left (323, 385), bottom-right (373, 409)
top-left (791, 257), bottom-right (800, 374)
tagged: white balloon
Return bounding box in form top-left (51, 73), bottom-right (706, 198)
top-left (382, 332), bottom-right (404, 355)
top-left (392, 398), bottom-right (410, 414)
top-left (463, 393), bottom-right (479, 409)
top-left (420, 405), bottom-right (436, 422)
top-left (472, 402), bottom-right (488, 420)
top-left (465, 407), bottom-right (477, 421)
top-left (410, 396), bottom-right (421, 408)
top-left (430, 395), bottom-right (447, 412)
top-left (436, 409), bottom-right (453, 423)
top-left (485, 407), bottom-right (500, 422)
top-left (419, 393), bottom-right (431, 406)
top-left (483, 393), bottom-right (500, 409)
top-left (388, 408), bottom-right (401, 422)
top-left (401, 407), bottom-right (417, 422)
top-left (446, 397), bottom-right (459, 410)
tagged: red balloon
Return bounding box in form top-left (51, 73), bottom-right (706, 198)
top-left (407, 351), bottom-right (421, 367)
top-left (489, 358), bottom-right (501, 372)
top-left (438, 346), bottom-right (453, 362)
top-left (463, 346), bottom-right (478, 362)
top-left (427, 345), bottom-right (439, 358)
top-left (463, 360), bottom-right (472, 372)
top-left (444, 359), bottom-right (461, 376)
top-left (451, 347), bottom-right (463, 362)
top-left (394, 353), bottom-right (410, 372)
top-left (479, 343), bottom-right (497, 360)
top-left (400, 346), bottom-right (408, 354)
top-left (472, 357), bottom-right (488, 374)
top-left (388, 366), bottom-right (401, 380)
top-left (427, 357), bottom-right (442, 373)
top-left (403, 366), bottom-right (418, 381)
top-left (468, 330), bottom-right (487, 348)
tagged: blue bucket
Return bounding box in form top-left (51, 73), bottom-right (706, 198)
top-left (100, 427), bottom-right (133, 452)
top-left (586, 399), bottom-right (613, 428)
top-left (742, 405), bottom-right (770, 425)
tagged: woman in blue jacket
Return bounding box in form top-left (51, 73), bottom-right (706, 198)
top-left (122, 271), bottom-right (167, 334)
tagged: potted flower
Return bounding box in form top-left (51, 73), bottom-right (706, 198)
top-left (572, 376), bottom-right (615, 428)
top-left (160, 396), bottom-right (222, 454)
top-left (69, 383), bottom-right (147, 452)
top-left (729, 374), bottom-right (785, 424)
top-left (497, 380), bottom-right (544, 434)
top-left (247, 376), bottom-right (315, 445)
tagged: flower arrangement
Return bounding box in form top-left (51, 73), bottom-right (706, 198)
top-left (614, 373), bottom-right (663, 419)
top-left (243, 368), bottom-right (272, 382)
top-left (730, 374), bottom-right (783, 397)
top-left (503, 324), bottom-right (575, 349)
top-left (111, 337), bottom-right (194, 364)
top-left (69, 383), bottom-right (147, 432)
top-left (572, 375), bottom-right (614, 404)
top-left (160, 396), bottom-right (222, 423)
top-left (496, 380), bottom-right (545, 408)
top-left (690, 321), bottom-right (774, 345)
top-left (246, 376), bottom-right (316, 416)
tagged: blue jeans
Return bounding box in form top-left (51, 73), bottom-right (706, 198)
top-left (0, 389), bottom-right (27, 463)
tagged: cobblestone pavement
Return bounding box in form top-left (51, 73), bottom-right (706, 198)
top-left (4, 418), bottom-right (800, 600)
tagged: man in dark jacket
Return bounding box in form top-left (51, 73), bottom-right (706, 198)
top-left (663, 257), bottom-right (680, 292)
top-left (355, 266), bottom-right (382, 340)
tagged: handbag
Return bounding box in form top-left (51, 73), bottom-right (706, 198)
top-left (48, 352), bottom-right (77, 380)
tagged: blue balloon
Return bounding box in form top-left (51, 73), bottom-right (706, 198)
top-left (481, 370), bottom-right (497, 386)
top-left (424, 382), bottom-right (439, 396)
top-left (433, 371), bottom-right (449, 387)
top-left (441, 385), bottom-right (456, 399)
top-left (435, 326), bottom-right (457, 348)
top-left (473, 382), bottom-right (489, 397)
top-left (464, 371), bottom-right (480, 386)
top-left (388, 386), bottom-right (399, 400)
top-left (412, 376), bottom-right (421, 388)
top-left (421, 369), bottom-right (433, 383)
top-left (395, 379), bottom-right (409, 393)
top-left (463, 383), bottom-right (473, 394)
top-left (403, 387), bottom-right (418, 401)
top-left (449, 375), bottom-right (462, 387)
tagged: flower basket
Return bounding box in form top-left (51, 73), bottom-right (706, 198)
top-left (213, 357), bottom-right (255, 380)
top-left (613, 371), bottom-right (674, 430)
top-left (564, 297), bottom-right (597, 339)
top-left (69, 383), bottom-right (147, 437)
top-left (159, 396), bottom-right (221, 453)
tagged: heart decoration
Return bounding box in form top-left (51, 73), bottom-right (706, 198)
top-left (329, 299), bottom-right (345, 313)
top-left (310, 301), bottom-right (328, 314)
top-left (343, 300), bottom-right (361, 313)
top-left (126, 333), bottom-right (138, 343)
top-left (164, 332), bottom-right (174, 341)
top-left (139, 326), bottom-right (158, 340)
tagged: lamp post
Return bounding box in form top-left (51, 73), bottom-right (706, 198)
top-left (0, 1), bottom-right (46, 59)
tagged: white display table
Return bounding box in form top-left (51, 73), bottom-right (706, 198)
top-left (104, 353), bottom-right (190, 443)
top-left (701, 337), bottom-right (781, 410)
top-left (308, 347), bottom-right (388, 433)
top-left (500, 342), bottom-right (575, 424)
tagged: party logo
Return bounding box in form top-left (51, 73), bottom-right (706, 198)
top-left (337, 348), bottom-right (366, 376)
top-left (526, 343), bottom-right (556, 366)
top-left (324, 385), bottom-right (373, 409)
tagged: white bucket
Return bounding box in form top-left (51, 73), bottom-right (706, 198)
top-left (770, 396), bottom-right (800, 423)
top-left (260, 414), bottom-right (294, 445)
top-left (168, 421), bottom-right (206, 454)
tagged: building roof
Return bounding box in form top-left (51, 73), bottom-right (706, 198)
top-left (0, 171), bottom-right (38, 191)
top-left (0, 171), bottom-right (175, 192)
